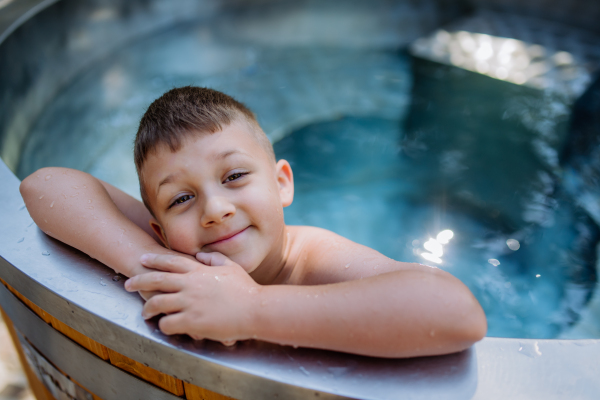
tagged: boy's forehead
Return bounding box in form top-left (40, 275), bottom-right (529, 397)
top-left (140, 122), bottom-right (272, 185)
top-left (149, 123), bottom-right (263, 163)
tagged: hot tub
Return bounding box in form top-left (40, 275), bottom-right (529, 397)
top-left (1, 0), bottom-right (600, 399)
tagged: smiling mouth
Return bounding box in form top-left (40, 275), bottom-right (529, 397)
top-left (206, 226), bottom-right (250, 246)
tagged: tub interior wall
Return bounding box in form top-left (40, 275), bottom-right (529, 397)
top-left (0, 0), bottom-right (469, 173)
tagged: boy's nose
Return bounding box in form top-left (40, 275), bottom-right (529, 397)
top-left (200, 196), bottom-right (236, 227)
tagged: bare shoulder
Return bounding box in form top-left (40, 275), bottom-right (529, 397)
top-left (286, 226), bottom-right (433, 285)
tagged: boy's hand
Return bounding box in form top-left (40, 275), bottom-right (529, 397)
top-left (124, 252), bottom-right (260, 346)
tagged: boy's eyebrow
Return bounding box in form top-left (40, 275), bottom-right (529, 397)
top-left (156, 150), bottom-right (250, 192)
top-left (157, 174), bottom-right (176, 192)
top-left (214, 149), bottom-right (248, 160)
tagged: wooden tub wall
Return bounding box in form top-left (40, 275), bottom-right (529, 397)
top-left (0, 277), bottom-right (233, 400)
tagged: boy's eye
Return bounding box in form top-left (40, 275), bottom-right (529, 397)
top-left (169, 194), bottom-right (194, 209)
top-left (224, 172), bottom-right (247, 183)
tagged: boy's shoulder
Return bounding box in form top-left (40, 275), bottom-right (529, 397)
top-left (283, 225), bottom-right (417, 285)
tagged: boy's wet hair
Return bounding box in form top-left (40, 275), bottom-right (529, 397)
top-left (134, 86), bottom-right (275, 213)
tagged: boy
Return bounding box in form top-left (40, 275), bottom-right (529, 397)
top-left (20, 87), bottom-right (486, 358)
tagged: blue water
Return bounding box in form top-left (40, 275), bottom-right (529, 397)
top-left (16, 9), bottom-right (599, 338)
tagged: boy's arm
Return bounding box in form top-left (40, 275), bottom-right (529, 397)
top-left (252, 268), bottom-right (485, 358)
top-left (126, 250), bottom-right (487, 358)
top-left (20, 167), bottom-right (185, 277)
top-left (98, 180), bottom-right (158, 241)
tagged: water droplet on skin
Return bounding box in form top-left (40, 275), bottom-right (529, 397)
top-left (86, 206), bottom-right (94, 210)
top-left (88, 199), bottom-right (92, 204)
top-left (248, 287), bottom-right (258, 294)
top-left (50, 201), bottom-right (55, 208)
top-left (17, 238), bottom-right (24, 243)
top-left (215, 276), bottom-right (220, 281)
top-left (112, 275), bottom-right (121, 282)
top-left (39, 195), bottom-right (44, 200)
top-left (344, 263), bottom-right (350, 269)
top-left (62, 194), bottom-right (67, 199)
top-left (45, 174), bottom-right (52, 180)
top-left (72, 186), bottom-right (79, 189)
top-left (42, 251), bottom-right (50, 256)
top-left (100, 279), bottom-right (107, 286)
top-left (83, 185), bottom-right (87, 189)
top-left (71, 193), bottom-right (79, 197)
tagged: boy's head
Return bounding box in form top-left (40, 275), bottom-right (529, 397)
top-left (134, 86), bottom-right (275, 210)
top-left (134, 87), bottom-right (293, 276)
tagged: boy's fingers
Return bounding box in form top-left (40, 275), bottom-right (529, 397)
top-left (140, 253), bottom-right (198, 273)
top-left (138, 290), bottom-right (161, 301)
top-left (196, 251), bottom-right (235, 267)
top-left (125, 272), bottom-right (184, 293)
top-left (158, 313), bottom-right (192, 336)
top-left (142, 293), bottom-right (185, 319)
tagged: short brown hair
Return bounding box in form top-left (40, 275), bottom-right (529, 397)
top-left (134, 86), bottom-right (275, 213)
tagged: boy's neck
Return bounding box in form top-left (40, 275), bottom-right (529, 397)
top-left (250, 225), bottom-right (294, 285)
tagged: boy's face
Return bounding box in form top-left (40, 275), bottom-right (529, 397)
top-left (141, 121), bottom-right (293, 276)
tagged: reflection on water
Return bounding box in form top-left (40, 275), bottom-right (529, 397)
top-left (410, 10), bottom-right (600, 98)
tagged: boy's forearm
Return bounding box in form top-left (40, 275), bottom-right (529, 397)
top-left (250, 270), bottom-right (486, 358)
top-left (20, 167), bottom-right (170, 277)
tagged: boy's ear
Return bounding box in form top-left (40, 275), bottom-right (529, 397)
top-left (275, 159), bottom-right (294, 207)
top-left (149, 219), bottom-right (170, 248)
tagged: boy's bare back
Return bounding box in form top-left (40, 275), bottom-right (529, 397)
top-left (20, 87), bottom-right (486, 358)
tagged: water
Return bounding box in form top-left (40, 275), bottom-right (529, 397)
top-left (16, 7), bottom-right (599, 338)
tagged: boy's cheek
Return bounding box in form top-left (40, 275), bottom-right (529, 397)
top-left (165, 229), bottom-right (201, 256)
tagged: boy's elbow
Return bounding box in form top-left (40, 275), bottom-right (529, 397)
top-left (20, 167), bottom-right (60, 203)
top-left (20, 169), bottom-right (43, 200)
top-left (468, 307), bottom-right (487, 344)
top-left (456, 296), bottom-right (487, 348)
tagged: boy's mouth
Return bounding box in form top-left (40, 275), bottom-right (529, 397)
top-left (205, 226), bottom-right (250, 247)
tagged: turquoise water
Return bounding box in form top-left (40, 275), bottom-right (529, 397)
top-left (17, 11), bottom-right (598, 338)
